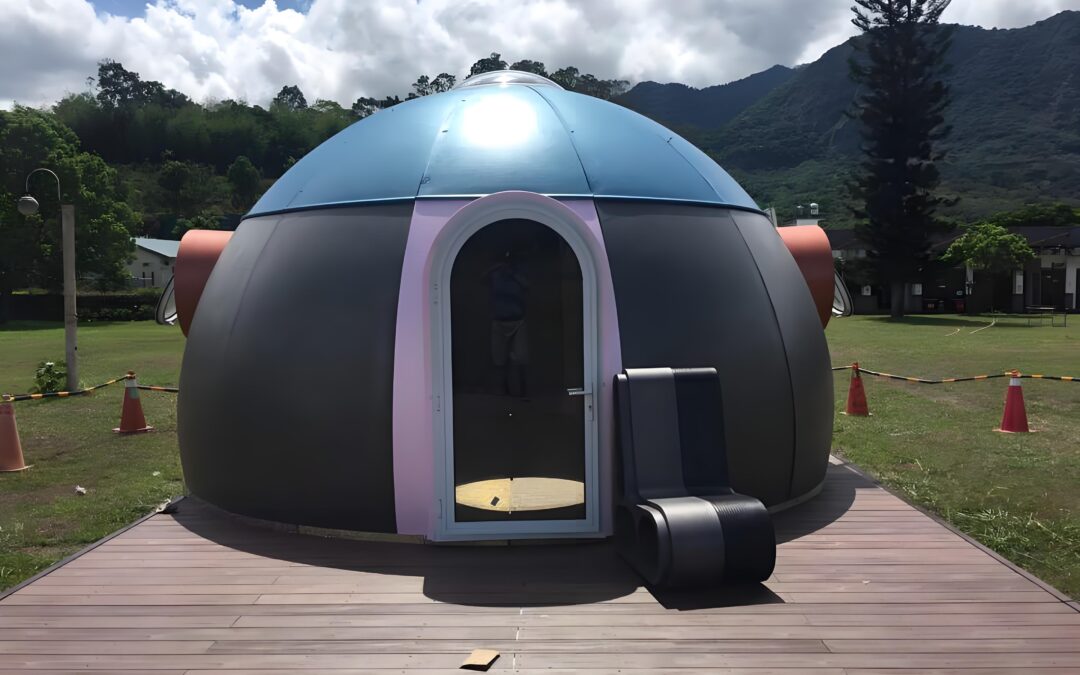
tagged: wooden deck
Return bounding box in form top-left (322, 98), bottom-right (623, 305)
top-left (2, 457), bottom-right (1078, 673)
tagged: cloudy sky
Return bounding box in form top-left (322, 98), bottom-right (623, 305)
top-left (2, 0), bottom-right (1077, 108)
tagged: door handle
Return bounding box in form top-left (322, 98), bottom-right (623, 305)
top-left (567, 387), bottom-right (594, 420)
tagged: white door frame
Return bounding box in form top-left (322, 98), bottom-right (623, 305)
top-left (429, 192), bottom-right (601, 541)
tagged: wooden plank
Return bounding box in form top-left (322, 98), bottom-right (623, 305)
top-left (233, 613), bottom-right (814, 627)
top-left (0, 603), bottom-right (523, 616)
top-left (2, 459), bottom-right (1075, 673)
top-left (5, 624), bottom-right (1073, 641)
top-left (0, 626), bottom-right (520, 641)
top-left (824, 638), bottom-right (1080, 653)
top-left (202, 638), bottom-right (830, 654)
top-left (0, 669), bottom-right (840, 675)
top-left (846, 670), bottom-right (1080, 675)
top-left (0, 654), bottom-right (471, 669)
top-left (0, 671), bottom-right (186, 675)
top-left (781, 592), bottom-right (1054, 604)
top-left (2, 601), bottom-right (1070, 617)
top-left (19, 579), bottom-right (1043, 595)
top-left (0, 616), bottom-right (238, 629)
top-left (226, 611), bottom-right (1080, 628)
top-left (513, 653), bottom-right (1080, 668)
top-left (0, 640), bottom-right (215, 654)
top-left (517, 625), bottom-right (1080, 641)
top-left (0, 594), bottom-right (262, 606)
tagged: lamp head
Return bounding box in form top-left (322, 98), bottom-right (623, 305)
top-left (17, 194), bottom-right (40, 216)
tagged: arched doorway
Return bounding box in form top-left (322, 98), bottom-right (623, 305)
top-left (432, 207), bottom-right (599, 540)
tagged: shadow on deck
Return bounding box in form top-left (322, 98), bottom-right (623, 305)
top-left (170, 465), bottom-right (863, 610)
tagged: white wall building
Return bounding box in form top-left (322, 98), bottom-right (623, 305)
top-left (128, 238), bottom-right (180, 288)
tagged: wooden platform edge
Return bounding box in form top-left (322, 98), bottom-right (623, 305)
top-left (832, 454), bottom-right (1079, 607)
top-left (0, 495), bottom-right (186, 603)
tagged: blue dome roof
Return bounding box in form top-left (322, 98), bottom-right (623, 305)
top-left (247, 78), bottom-right (759, 219)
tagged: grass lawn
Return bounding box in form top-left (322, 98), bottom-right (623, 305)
top-left (0, 321), bottom-right (185, 592)
top-left (0, 316), bottom-right (1077, 599)
top-left (828, 314), bottom-right (1080, 598)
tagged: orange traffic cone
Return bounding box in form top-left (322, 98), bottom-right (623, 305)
top-left (0, 401), bottom-right (31, 472)
top-left (113, 372), bottom-right (153, 434)
top-left (844, 362), bottom-right (870, 416)
top-left (996, 371), bottom-right (1030, 433)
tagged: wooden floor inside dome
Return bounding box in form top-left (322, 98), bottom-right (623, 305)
top-left (2, 457), bottom-right (1078, 673)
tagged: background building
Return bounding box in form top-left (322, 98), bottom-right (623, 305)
top-left (128, 238), bottom-right (179, 288)
top-left (826, 227), bottom-right (1079, 314)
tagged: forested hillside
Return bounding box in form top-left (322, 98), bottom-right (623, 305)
top-left (3, 12), bottom-right (1078, 260)
top-left (31, 54), bottom-right (627, 239)
top-left (622, 11), bottom-right (1080, 227)
top-left (616, 65), bottom-right (794, 131)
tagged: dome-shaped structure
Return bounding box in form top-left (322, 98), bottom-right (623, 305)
top-left (176, 76), bottom-right (834, 545)
top-left (248, 73), bottom-right (757, 218)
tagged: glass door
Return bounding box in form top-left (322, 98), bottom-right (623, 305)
top-left (447, 218), bottom-right (589, 529)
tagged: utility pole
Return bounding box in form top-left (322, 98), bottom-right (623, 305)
top-left (18, 169), bottom-right (78, 391)
top-left (62, 204), bottom-right (78, 390)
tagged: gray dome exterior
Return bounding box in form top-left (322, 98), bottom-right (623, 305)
top-left (178, 201), bottom-right (832, 534)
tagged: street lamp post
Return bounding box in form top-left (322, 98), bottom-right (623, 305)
top-left (19, 169), bottom-right (78, 392)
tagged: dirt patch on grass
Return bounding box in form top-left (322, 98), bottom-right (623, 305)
top-left (15, 544), bottom-right (78, 560)
top-left (0, 483), bottom-right (71, 511)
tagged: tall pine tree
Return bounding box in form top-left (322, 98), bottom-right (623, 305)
top-left (849, 0), bottom-right (953, 317)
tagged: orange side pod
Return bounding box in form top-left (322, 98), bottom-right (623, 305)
top-left (777, 225), bottom-right (834, 329)
top-left (175, 230), bottom-right (234, 336)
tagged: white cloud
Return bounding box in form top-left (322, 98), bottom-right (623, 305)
top-left (1, 0), bottom-right (1076, 108)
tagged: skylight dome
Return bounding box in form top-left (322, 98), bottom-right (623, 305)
top-left (455, 70), bottom-right (563, 89)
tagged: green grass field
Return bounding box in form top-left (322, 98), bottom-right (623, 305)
top-left (0, 316), bottom-right (1077, 597)
top-left (828, 314), bottom-right (1080, 597)
top-left (0, 321), bottom-right (185, 592)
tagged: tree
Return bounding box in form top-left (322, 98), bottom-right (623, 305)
top-left (550, 66), bottom-right (580, 90)
top-left (988, 203), bottom-right (1080, 229)
top-left (510, 60), bottom-right (547, 76)
top-left (158, 159), bottom-right (194, 214)
top-left (469, 52), bottom-right (508, 77)
top-left (351, 96), bottom-right (382, 119)
top-left (411, 75), bottom-right (433, 97)
top-left (227, 156), bottom-right (261, 211)
top-left (430, 73), bottom-right (457, 93)
top-left (574, 73), bottom-right (629, 100)
top-left (411, 73), bottom-right (456, 98)
top-left (95, 59), bottom-right (187, 109)
top-left (942, 222), bottom-right (1036, 272)
top-left (173, 213), bottom-right (221, 239)
top-left (941, 222), bottom-right (1035, 309)
top-left (0, 107), bottom-right (138, 320)
top-left (848, 0), bottom-right (954, 317)
top-left (95, 59), bottom-right (147, 109)
top-left (272, 85), bottom-right (308, 111)
top-left (157, 159), bottom-right (220, 217)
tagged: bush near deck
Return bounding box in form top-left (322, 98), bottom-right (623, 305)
top-left (0, 316), bottom-right (1077, 598)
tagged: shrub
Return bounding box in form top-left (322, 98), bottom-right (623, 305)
top-left (32, 361), bottom-right (67, 394)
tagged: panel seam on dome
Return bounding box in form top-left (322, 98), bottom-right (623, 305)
top-left (659, 132), bottom-right (730, 205)
top-left (592, 195), bottom-right (765, 214)
top-left (527, 86), bottom-right (595, 195)
top-left (414, 97), bottom-right (464, 198)
top-left (726, 212), bottom-right (800, 504)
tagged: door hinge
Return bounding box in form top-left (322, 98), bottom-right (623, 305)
top-left (434, 394), bottom-right (441, 413)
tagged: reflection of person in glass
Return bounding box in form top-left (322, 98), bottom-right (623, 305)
top-left (487, 250), bottom-right (529, 396)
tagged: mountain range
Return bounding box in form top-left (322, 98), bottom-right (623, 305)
top-left (616, 11), bottom-right (1080, 228)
